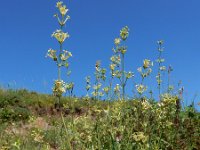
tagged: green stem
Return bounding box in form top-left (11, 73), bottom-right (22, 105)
top-left (167, 71), bottom-right (170, 93)
top-left (122, 53), bottom-right (125, 100)
top-left (109, 75), bottom-right (113, 100)
top-left (158, 47), bottom-right (162, 99)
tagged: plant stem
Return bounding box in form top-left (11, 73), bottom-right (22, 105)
top-left (158, 46), bottom-right (162, 99)
top-left (122, 53), bottom-right (125, 100)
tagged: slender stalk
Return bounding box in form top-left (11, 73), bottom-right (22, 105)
top-left (122, 53), bottom-right (125, 100)
top-left (167, 71), bottom-right (170, 93)
top-left (157, 45), bottom-right (162, 99)
top-left (57, 25), bottom-right (64, 108)
top-left (109, 77), bottom-right (113, 99)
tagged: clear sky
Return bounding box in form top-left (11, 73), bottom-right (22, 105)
top-left (0, 0), bottom-right (200, 109)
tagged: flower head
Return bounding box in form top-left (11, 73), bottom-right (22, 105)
top-left (118, 46), bottom-right (127, 54)
top-left (110, 63), bottom-right (116, 71)
top-left (60, 50), bottom-right (72, 61)
top-left (56, 1), bottom-right (69, 16)
top-left (46, 49), bottom-right (57, 61)
top-left (56, 1), bottom-right (63, 8)
top-left (143, 59), bottom-right (153, 69)
top-left (59, 5), bottom-right (68, 16)
top-left (114, 38), bottom-right (121, 45)
top-left (120, 26), bottom-right (129, 41)
top-left (110, 55), bottom-right (121, 65)
top-left (136, 84), bottom-right (147, 95)
top-left (126, 71), bottom-right (134, 79)
top-left (52, 80), bottom-right (66, 97)
top-left (52, 30), bottom-right (69, 43)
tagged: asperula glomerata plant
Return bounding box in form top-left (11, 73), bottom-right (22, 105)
top-left (156, 40), bottom-right (165, 98)
top-left (91, 61), bottom-right (106, 100)
top-left (46, 1), bottom-right (72, 106)
top-left (112, 26), bottom-right (134, 100)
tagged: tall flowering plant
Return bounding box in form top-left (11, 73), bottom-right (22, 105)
top-left (136, 59), bottom-right (153, 97)
top-left (91, 61), bottom-right (106, 100)
top-left (156, 40), bottom-right (165, 98)
top-left (46, 1), bottom-right (72, 106)
top-left (112, 26), bottom-right (134, 100)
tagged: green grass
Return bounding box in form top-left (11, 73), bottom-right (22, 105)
top-left (0, 88), bottom-right (199, 150)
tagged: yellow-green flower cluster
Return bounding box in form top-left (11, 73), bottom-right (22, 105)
top-left (52, 30), bottom-right (69, 44)
top-left (120, 26), bottom-right (129, 41)
top-left (110, 64), bottom-right (117, 72)
top-left (110, 55), bottom-right (121, 65)
top-left (137, 59), bottom-right (153, 78)
top-left (94, 61), bottom-right (106, 81)
top-left (114, 38), bottom-right (121, 45)
top-left (132, 132), bottom-right (148, 143)
top-left (52, 80), bottom-right (66, 97)
top-left (125, 71), bottom-right (134, 79)
top-left (113, 26), bottom-right (129, 54)
top-left (114, 70), bottom-right (122, 79)
top-left (160, 93), bottom-right (178, 106)
top-left (117, 46), bottom-right (127, 55)
top-left (60, 50), bottom-right (72, 61)
top-left (54, 1), bottom-right (70, 26)
top-left (136, 84), bottom-right (147, 95)
top-left (46, 49), bottom-right (57, 61)
top-left (56, 2), bottom-right (68, 16)
top-left (110, 55), bottom-right (121, 76)
top-left (143, 59), bottom-right (153, 69)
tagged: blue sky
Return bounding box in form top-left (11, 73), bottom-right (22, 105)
top-left (0, 0), bottom-right (200, 108)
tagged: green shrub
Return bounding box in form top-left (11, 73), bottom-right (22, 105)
top-left (0, 106), bottom-right (30, 122)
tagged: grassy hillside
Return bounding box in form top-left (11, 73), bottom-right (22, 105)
top-left (0, 89), bottom-right (199, 150)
